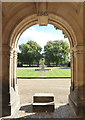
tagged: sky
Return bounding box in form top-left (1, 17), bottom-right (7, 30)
top-left (18, 24), bottom-right (69, 52)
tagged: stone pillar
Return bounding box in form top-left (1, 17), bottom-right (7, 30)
top-left (69, 45), bottom-right (85, 117)
top-left (0, 2), bottom-right (2, 117)
top-left (1, 46), bottom-right (20, 117)
top-left (76, 45), bottom-right (85, 116)
top-left (2, 45), bottom-right (11, 117)
top-left (13, 49), bottom-right (18, 89)
top-left (83, 47), bottom-right (85, 118)
top-left (10, 48), bottom-right (18, 90)
top-left (69, 47), bottom-right (78, 115)
top-left (10, 48), bottom-right (20, 116)
top-left (70, 50), bottom-right (75, 90)
top-left (0, 46), bottom-right (2, 117)
top-left (10, 49), bottom-right (14, 89)
top-left (70, 47), bottom-right (78, 90)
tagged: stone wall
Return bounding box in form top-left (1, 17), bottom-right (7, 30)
top-left (1, 2), bottom-right (85, 118)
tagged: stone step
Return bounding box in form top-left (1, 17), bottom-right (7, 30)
top-left (32, 102), bottom-right (55, 112)
top-left (33, 93), bottom-right (54, 103)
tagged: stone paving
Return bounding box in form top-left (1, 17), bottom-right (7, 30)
top-left (1, 78), bottom-right (81, 120)
top-left (18, 79), bottom-right (71, 104)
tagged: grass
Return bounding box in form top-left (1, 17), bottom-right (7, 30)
top-left (17, 67), bottom-right (71, 77)
top-left (46, 68), bottom-right (71, 77)
top-left (17, 68), bottom-right (41, 77)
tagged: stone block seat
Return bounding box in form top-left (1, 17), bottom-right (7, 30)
top-left (32, 93), bottom-right (55, 112)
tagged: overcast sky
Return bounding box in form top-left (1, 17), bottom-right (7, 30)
top-left (18, 24), bottom-right (69, 52)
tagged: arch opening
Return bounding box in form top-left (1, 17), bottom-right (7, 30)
top-left (10, 14), bottom-right (77, 49)
top-left (16, 24), bottom-right (71, 116)
top-left (9, 14), bottom-right (77, 117)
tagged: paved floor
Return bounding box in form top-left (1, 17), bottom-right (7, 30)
top-left (18, 79), bottom-right (71, 105)
top-left (2, 78), bottom-right (81, 119)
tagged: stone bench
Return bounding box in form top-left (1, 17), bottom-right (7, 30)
top-left (32, 93), bottom-right (55, 112)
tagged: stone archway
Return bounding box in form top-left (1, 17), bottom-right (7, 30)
top-left (2, 2), bottom-right (85, 118)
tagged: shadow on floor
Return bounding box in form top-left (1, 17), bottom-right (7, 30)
top-left (19, 103), bottom-right (70, 113)
top-left (2, 104), bottom-right (82, 120)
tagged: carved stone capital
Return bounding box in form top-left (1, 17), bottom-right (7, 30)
top-left (76, 45), bottom-right (85, 54)
top-left (71, 45), bottom-right (85, 54)
top-left (13, 50), bottom-right (17, 59)
top-left (10, 47), bottom-right (17, 59)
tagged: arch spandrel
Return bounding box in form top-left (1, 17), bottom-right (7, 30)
top-left (2, 2), bottom-right (83, 47)
top-left (9, 13), bottom-right (77, 50)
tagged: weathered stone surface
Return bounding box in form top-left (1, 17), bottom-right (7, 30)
top-left (1, 2), bottom-right (85, 119)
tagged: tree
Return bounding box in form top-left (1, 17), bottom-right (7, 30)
top-left (44, 40), bottom-right (70, 66)
top-left (19, 40), bottom-right (42, 66)
top-left (44, 41), bottom-right (54, 66)
top-left (54, 26), bottom-right (67, 38)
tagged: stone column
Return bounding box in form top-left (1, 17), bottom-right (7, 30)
top-left (70, 50), bottom-right (75, 90)
top-left (83, 47), bottom-right (85, 118)
top-left (2, 45), bottom-right (11, 117)
top-left (69, 45), bottom-right (85, 117)
top-left (10, 48), bottom-right (14, 89)
top-left (13, 49), bottom-right (18, 89)
top-left (69, 47), bottom-right (78, 114)
top-left (10, 48), bottom-right (18, 90)
top-left (76, 45), bottom-right (85, 116)
top-left (0, 46), bottom-right (2, 117)
top-left (10, 48), bottom-right (20, 115)
top-left (0, 2), bottom-right (2, 117)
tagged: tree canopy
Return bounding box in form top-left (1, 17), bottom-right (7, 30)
top-left (18, 40), bottom-right (42, 66)
top-left (18, 40), bottom-right (70, 67)
top-left (44, 40), bottom-right (70, 66)
top-left (54, 26), bottom-right (67, 38)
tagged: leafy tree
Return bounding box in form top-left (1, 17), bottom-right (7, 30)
top-left (18, 41), bottom-right (42, 66)
top-left (44, 40), bottom-right (70, 66)
top-left (54, 26), bottom-right (67, 38)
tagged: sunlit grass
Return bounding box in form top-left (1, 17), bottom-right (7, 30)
top-left (17, 67), bottom-right (71, 77)
top-left (17, 69), bottom-right (41, 77)
top-left (46, 68), bottom-right (71, 77)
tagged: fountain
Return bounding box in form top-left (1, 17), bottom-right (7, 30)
top-left (35, 58), bottom-right (51, 71)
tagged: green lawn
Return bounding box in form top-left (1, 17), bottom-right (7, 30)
top-left (17, 69), bottom-right (41, 77)
top-left (46, 68), bottom-right (71, 77)
top-left (17, 68), bottom-right (71, 77)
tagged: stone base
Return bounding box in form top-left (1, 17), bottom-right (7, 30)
top-left (32, 102), bottom-right (54, 112)
top-left (2, 106), bottom-right (11, 117)
top-left (69, 94), bottom-right (83, 117)
top-left (2, 93), bottom-right (11, 117)
top-left (10, 87), bottom-right (20, 116)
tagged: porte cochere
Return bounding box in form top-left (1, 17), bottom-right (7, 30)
top-left (0, 1), bottom-right (85, 119)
